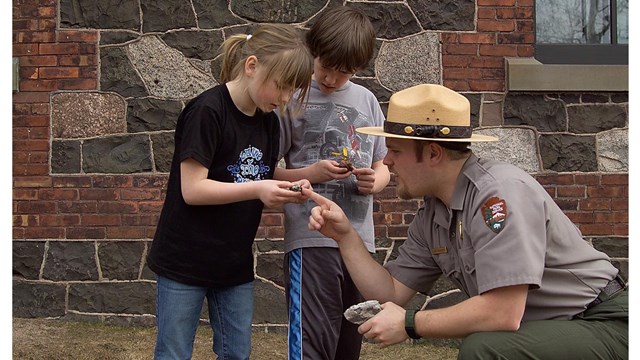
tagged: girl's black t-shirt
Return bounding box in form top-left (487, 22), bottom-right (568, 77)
top-left (147, 84), bottom-right (280, 287)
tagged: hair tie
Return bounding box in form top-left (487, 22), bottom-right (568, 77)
top-left (246, 34), bottom-right (252, 41)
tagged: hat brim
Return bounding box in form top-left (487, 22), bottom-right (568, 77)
top-left (356, 126), bottom-right (498, 142)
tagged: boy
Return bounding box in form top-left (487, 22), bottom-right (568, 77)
top-left (275, 6), bottom-right (390, 360)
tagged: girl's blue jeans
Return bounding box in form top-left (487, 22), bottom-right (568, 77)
top-left (153, 275), bottom-right (254, 360)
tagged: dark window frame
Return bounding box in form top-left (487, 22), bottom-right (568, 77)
top-left (535, 0), bottom-right (628, 65)
top-left (535, 44), bottom-right (628, 65)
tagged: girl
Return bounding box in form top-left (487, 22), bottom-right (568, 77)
top-left (147, 24), bottom-right (313, 360)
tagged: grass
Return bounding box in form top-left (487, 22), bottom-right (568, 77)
top-left (12, 317), bottom-right (459, 359)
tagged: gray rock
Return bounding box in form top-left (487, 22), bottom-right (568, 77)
top-left (255, 239), bottom-right (285, 253)
top-left (231, 0), bottom-right (323, 23)
top-left (98, 241), bottom-right (146, 280)
top-left (481, 94), bottom-right (505, 126)
top-left (60, 0), bottom-right (140, 30)
top-left (127, 98), bottom-right (182, 133)
top-left (100, 47), bottom-right (149, 97)
top-left (256, 253), bottom-right (285, 287)
top-left (611, 93), bottom-right (628, 103)
top-left (51, 92), bottom-right (127, 139)
top-left (409, 0), bottom-right (475, 31)
top-left (253, 280), bottom-right (287, 324)
top-left (161, 30), bottom-right (224, 60)
top-left (591, 237), bottom-right (629, 258)
top-left (464, 93), bottom-right (481, 128)
top-left (140, 0), bottom-right (196, 32)
top-left (13, 281), bottom-right (67, 317)
top-left (150, 132), bottom-right (175, 173)
top-left (352, 3), bottom-right (421, 40)
top-left (568, 105), bottom-right (627, 133)
top-left (42, 242), bottom-right (99, 281)
top-left (540, 134), bottom-right (597, 172)
top-left (13, 241), bottom-right (45, 279)
top-left (504, 94), bottom-right (566, 132)
top-left (51, 140), bottom-right (82, 174)
top-left (83, 135), bottom-right (153, 174)
top-left (376, 33), bottom-right (440, 91)
top-left (192, 0), bottom-right (246, 28)
top-left (581, 93), bottom-right (609, 103)
top-left (127, 36), bottom-right (216, 100)
top-left (344, 300), bottom-right (382, 325)
top-left (100, 31), bottom-right (140, 45)
top-left (69, 282), bottom-right (156, 314)
top-left (597, 128), bottom-right (628, 172)
top-left (472, 127), bottom-right (540, 173)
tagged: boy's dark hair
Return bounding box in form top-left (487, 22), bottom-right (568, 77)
top-left (306, 6), bottom-right (375, 73)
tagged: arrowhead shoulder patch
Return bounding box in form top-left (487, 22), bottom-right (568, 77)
top-left (481, 196), bottom-right (507, 233)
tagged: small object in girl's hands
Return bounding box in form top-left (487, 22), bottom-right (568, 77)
top-left (289, 184), bottom-right (303, 192)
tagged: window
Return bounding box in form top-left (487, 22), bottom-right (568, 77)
top-left (535, 0), bottom-right (628, 64)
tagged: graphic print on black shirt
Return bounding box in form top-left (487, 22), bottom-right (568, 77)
top-left (227, 145), bottom-right (271, 183)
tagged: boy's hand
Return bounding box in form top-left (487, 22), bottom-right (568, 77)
top-left (312, 160), bottom-right (352, 182)
top-left (304, 188), bottom-right (355, 241)
top-left (352, 167), bottom-right (376, 194)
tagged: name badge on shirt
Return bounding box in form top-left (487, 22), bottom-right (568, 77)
top-left (432, 246), bottom-right (448, 255)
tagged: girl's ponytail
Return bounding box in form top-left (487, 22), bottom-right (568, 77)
top-left (219, 34), bottom-right (251, 83)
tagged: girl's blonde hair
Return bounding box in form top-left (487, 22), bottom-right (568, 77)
top-left (219, 24), bottom-right (313, 107)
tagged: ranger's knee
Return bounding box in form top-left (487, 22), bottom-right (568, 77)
top-left (458, 332), bottom-right (501, 360)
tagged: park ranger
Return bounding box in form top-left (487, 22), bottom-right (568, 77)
top-left (304, 84), bottom-right (628, 359)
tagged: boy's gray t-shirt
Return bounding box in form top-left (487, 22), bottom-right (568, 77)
top-left (279, 80), bottom-right (387, 253)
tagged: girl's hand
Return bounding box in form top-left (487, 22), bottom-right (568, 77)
top-left (352, 167), bottom-right (376, 195)
top-left (258, 180), bottom-right (308, 208)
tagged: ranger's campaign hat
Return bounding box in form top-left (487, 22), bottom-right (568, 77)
top-left (357, 84), bottom-right (498, 142)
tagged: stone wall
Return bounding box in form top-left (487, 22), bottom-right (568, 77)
top-left (13, 0), bottom-right (628, 331)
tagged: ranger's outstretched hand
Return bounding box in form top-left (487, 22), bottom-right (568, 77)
top-left (303, 188), bottom-right (357, 242)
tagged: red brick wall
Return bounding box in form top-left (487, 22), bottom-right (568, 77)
top-left (536, 174), bottom-right (628, 236)
top-left (13, 173), bottom-right (628, 241)
top-left (442, 0), bottom-right (534, 91)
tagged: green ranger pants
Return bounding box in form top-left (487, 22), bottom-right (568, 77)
top-left (457, 289), bottom-right (628, 360)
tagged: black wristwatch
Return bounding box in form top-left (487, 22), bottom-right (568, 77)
top-left (404, 309), bottom-right (421, 339)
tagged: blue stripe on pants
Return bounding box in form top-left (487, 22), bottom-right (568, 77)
top-left (288, 249), bottom-right (303, 360)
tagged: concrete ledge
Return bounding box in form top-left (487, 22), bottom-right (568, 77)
top-left (506, 58), bottom-right (628, 92)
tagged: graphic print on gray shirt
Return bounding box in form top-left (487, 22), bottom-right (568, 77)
top-left (279, 80), bottom-right (387, 253)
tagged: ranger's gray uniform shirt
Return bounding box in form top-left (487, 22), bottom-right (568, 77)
top-left (385, 155), bottom-right (618, 321)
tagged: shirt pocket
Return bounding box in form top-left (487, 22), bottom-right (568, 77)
top-left (433, 252), bottom-right (466, 290)
top-left (459, 246), bottom-right (476, 276)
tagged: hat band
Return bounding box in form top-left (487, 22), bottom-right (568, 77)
top-left (384, 121), bottom-right (473, 139)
